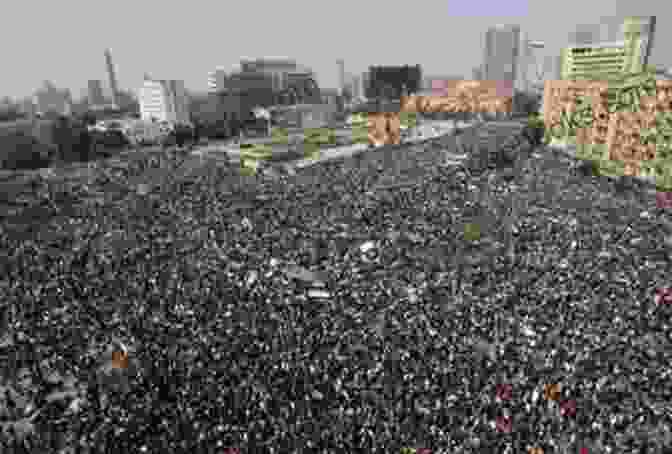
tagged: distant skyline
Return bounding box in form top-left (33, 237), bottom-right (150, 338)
top-left (2, 0), bottom-right (669, 100)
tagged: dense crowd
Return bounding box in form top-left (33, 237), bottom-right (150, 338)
top-left (0, 133), bottom-right (671, 453)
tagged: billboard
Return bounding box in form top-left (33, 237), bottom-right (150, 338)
top-left (429, 79), bottom-right (514, 98)
top-left (401, 79), bottom-right (514, 114)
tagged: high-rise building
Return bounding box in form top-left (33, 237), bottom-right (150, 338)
top-left (562, 16), bottom-right (657, 80)
top-left (483, 24), bottom-right (521, 84)
top-left (88, 80), bottom-right (105, 106)
top-left (569, 17), bottom-right (623, 46)
top-left (207, 58), bottom-right (318, 118)
top-left (569, 24), bottom-right (600, 46)
top-left (209, 59), bottom-right (315, 94)
top-left (104, 49), bottom-right (120, 107)
top-left (349, 74), bottom-right (362, 99)
top-left (367, 65), bottom-right (422, 99)
top-left (360, 72), bottom-right (370, 99)
top-left (208, 67), bottom-right (228, 93)
top-left (548, 55), bottom-right (563, 80)
top-left (138, 78), bottom-right (190, 124)
top-left (472, 66), bottom-right (483, 80)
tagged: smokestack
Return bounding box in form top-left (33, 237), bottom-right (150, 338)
top-left (104, 49), bottom-right (120, 107)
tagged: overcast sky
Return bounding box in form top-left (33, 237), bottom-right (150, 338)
top-left (3, 0), bottom-right (670, 100)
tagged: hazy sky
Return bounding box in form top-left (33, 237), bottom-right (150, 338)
top-left (3, 0), bottom-right (670, 100)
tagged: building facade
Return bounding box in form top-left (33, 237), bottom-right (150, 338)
top-left (349, 74), bottom-right (362, 100)
top-left (472, 66), bottom-right (482, 80)
top-left (483, 24), bottom-right (521, 84)
top-left (367, 65), bottom-right (422, 99)
top-left (138, 79), bottom-right (190, 124)
top-left (561, 16), bottom-right (657, 80)
top-left (240, 57), bottom-right (315, 92)
top-left (361, 72), bottom-right (370, 99)
top-left (206, 58), bottom-right (319, 127)
top-left (34, 81), bottom-right (72, 116)
top-left (209, 58), bottom-right (316, 96)
top-left (19, 98), bottom-right (37, 118)
top-left (88, 80), bottom-right (105, 107)
top-left (207, 67), bottom-right (228, 93)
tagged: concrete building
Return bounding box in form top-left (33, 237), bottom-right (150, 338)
top-left (483, 24), bottom-right (521, 84)
top-left (138, 78), bottom-right (190, 124)
top-left (569, 17), bottom-right (624, 46)
top-left (240, 57), bottom-right (315, 92)
top-left (105, 49), bottom-right (120, 108)
top-left (88, 80), bottom-right (105, 107)
top-left (320, 89), bottom-right (340, 107)
top-left (349, 74), bottom-right (362, 99)
top-left (34, 81), bottom-right (72, 116)
top-left (561, 16), bottom-right (657, 80)
top-left (472, 66), bottom-right (483, 80)
top-left (206, 58), bottom-right (319, 127)
top-left (550, 55), bottom-right (564, 80)
top-left (207, 67), bottom-right (228, 93)
top-left (361, 71), bottom-right (371, 98)
top-left (271, 103), bottom-right (338, 129)
top-left (209, 58), bottom-right (316, 95)
top-left (19, 98), bottom-right (37, 118)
